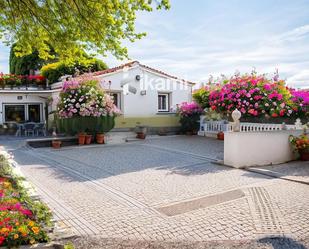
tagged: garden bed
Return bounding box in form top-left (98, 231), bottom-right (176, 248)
top-left (0, 149), bottom-right (54, 248)
top-left (27, 137), bottom-right (78, 148)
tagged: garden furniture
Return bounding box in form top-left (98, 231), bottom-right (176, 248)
top-left (34, 123), bottom-right (47, 136)
top-left (15, 123), bottom-right (25, 136)
top-left (23, 122), bottom-right (36, 136)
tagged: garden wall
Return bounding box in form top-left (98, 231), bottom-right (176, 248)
top-left (224, 130), bottom-right (303, 168)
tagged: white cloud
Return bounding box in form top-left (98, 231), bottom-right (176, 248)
top-left (287, 70), bottom-right (309, 89)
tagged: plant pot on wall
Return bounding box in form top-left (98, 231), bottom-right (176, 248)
top-left (85, 134), bottom-right (92, 145)
top-left (51, 140), bottom-right (62, 149)
top-left (96, 133), bottom-right (105, 144)
top-left (78, 133), bottom-right (86, 145)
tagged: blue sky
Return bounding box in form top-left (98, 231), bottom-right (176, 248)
top-left (1, 0), bottom-right (309, 88)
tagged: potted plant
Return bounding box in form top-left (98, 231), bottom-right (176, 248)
top-left (289, 132), bottom-right (309, 161)
top-left (51, 140), bottom-right (62, 149)
top-left (136, 126), bottom-right (147, 139)
top-left (78, 132), bottom-right (86, 145)
top-left (85, 134), bottom-right (93, 145)
top-left (96, 133), bottom-right (105, 144)
top-left (217, 131), bottom-right (224, 140)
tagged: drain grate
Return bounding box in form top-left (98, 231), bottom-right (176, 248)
top-left (156, 189), bottom-right (245, 216)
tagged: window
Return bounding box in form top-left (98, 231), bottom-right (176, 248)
top-left (3, 103), bottom-right (42, 123)
top-left (158, 93), bottom-right (170, 112)
top-left (110, 92), bottom-right (121, 110)
top-left (4, 105), bottom-right (26, 123)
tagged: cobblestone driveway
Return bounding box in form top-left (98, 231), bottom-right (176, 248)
top-left (1, 136), bottom-right (309, 243)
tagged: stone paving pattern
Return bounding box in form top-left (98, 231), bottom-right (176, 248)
top-left (1, 136), bottom-right (308, 243)
top-left (251, 161), bottom-right (309, 184)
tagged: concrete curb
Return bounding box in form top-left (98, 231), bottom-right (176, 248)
top-left (213, 159), bottom-right (309, 186)
top-left (245, 167), bottom-right (309, 186)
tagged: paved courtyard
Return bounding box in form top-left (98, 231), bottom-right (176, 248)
top-left (1, 135), bottom-right (309, 247)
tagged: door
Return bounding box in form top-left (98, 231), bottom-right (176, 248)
top-left (28, 104), bottom-right (41, 122)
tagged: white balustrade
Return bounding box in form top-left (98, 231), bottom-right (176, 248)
top-left (199, 118), bottom-right (299, 136)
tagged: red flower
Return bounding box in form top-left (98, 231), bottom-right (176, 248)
top-left (0, 236), bottom-right (5, 246)
top-left (271, 113), bottom-right (278, 118)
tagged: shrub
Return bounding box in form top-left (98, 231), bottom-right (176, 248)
top-left (193, 85), bottom-right (220, 109)
top-left (56, 76), bottom-right (120, 134)
top-left (177, 102), bottom-right (204, 133)
top-left (193, 74), bottom-right (308, 122)
top-left (41, 59), bottom-right (107, 83)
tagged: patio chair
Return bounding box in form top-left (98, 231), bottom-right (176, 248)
top-left (23, 122), bottom-right (36, 136)
top-left (34, 123), bottom-right (47, 136)
top-left (15, 123), bottom-right (25, 136)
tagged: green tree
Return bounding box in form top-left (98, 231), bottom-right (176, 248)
top-left (0, 0), bottom-right (170, 61)
top-left (41, 59), bottom-right (108, 83)
top-left (9, 44), bottom-right (54, 75)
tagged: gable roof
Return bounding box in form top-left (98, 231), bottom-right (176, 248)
top-left (93, 61), bottom-right (195, 85)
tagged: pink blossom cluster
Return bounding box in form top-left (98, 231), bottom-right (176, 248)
top-left (178, 102), bottom-right (204, 117)
top-left (58, 78), bottom-right (120, 118)
top-left (208, 75), bottom-right (308, 118)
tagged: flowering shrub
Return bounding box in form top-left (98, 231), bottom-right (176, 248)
top-left (178, 102), bottom-right (204, 116)
top-left (0, 73), bottom-right (46, 88)
top-left (177, 102), bottom-right (203, 133)
top-left (193, 84), bottom-right (221, 109)
top-left (57, 77), bottom-right (120, 118)
top-left (194, 74), bottom-right (309, 121)
top-left (289, 133), bottom-right (309, 154)
top-left (0, 150), bottom-right (51, 247)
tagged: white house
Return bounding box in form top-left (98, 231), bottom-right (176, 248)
top-left (1, 61), bottom-right (195, 131)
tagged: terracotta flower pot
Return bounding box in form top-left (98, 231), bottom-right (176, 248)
top-left (78, 133), bottom-right (86, 145)
top-left (136, 132), bottom-right (146, 139)
top-left (96, 133), bottom-right (105, 144)
top-left (217, 131), bottom-right (224, 140)
top-left (51, 140), bottom-right (62, 149)
top-left (85, 135), bottom-right (92, 145)
top-left (299, 150), bottom-right (309, 161)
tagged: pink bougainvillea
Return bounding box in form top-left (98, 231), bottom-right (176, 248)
top-left (177, 102), bottom-right (204, 117)
top-left (203, 74), bottom-right (308, 119)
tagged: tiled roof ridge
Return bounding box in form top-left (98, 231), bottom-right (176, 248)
top-left (94, 61), bottom-right (195, 85)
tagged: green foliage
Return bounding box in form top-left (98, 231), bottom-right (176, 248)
top-left (0, 0), bottom-right (170, 61)
top-left (56, 116), bottom-right (116, 135)
top-left (9, 44), bottom-right (53, 75)
top-left (41, 59), bottom-right (108, 83)
top-left (64, 242), bottom-right (75, 249)
top-left (179, 114), bottom-right (200, 133)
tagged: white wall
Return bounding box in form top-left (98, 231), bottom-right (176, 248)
top-left (0, 92), bottom-right (50, 124)
top-left (96, 65), bottom-right (193, 117)
top-left (224, 130), bottom-right (303, 168)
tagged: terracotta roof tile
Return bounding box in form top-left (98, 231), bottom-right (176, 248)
top-left (93, 61), bottom-right (195, 85)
